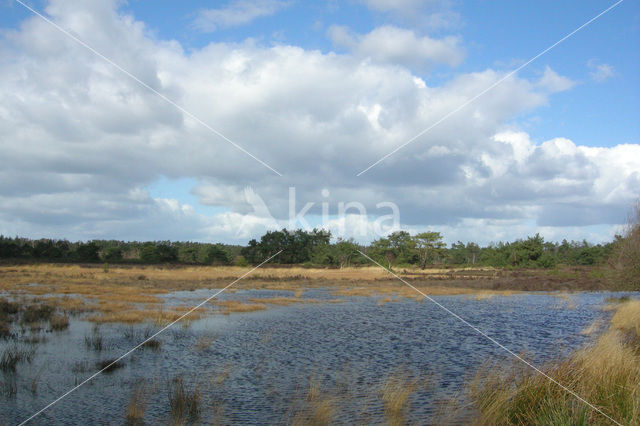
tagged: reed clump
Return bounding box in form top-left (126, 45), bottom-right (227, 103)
top-left (96, 358), bottom-right (125, 373)
top-left (125, 381), bottom-right (148, 426)
top-left (141, 339), bottom-right (162, 351)
top-left (84, 325), bottom-right (104, 351)
top-left (22, 302), bottom-right (55, 324)
top-left (48, 313), bottom-right (69, 331)
top-left (291, 377), bottom-right (336, 425)
top-left (0, 344), bottom-right (36, 372)
top-left (168, 375), bottom-right (200, 423)
top-left (380, 370), bottom-right (419, 426)
top-left (470, 298), bottom-right (640, 425)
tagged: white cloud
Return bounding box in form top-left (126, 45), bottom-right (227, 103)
top-left (536, 66), bottom-right (576, 93)
top-left (328, 25), bottom-right (464, 70)
top-left (588, 59), bottom-right (615, 82)
top-left (193, 0), bottom-right (289, 32)
top-left (0, 0), bottom-right (637, 245)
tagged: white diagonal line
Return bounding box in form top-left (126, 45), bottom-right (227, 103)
top-left (14, 0), bottom-right (283, 177)
top-left (356, 0), bottom-right (625, 176)
top-left (357, 250), bottom-right (621, 426)
top-left (19, 250), bottom-right (282, 425)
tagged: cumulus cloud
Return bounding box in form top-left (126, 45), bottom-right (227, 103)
top-left (588, 59), bottom-right (615, 82)
top-left (0, 0), bottom-right (637, 245)
top-left (328, 25), bottom-right (464, 71)
top-left (193, 0), bottom-right (289, 32)
top-left (536, 66), bottom-right (576, 93)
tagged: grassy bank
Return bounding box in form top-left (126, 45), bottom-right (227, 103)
top-left (470, 298), bottom-right (640, 425)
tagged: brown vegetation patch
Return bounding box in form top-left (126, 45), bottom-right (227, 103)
top-left (214, 300), bottom-right (267, 314)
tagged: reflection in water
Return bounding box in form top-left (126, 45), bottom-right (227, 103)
top-left (0, 290), bottom-right (630, 424)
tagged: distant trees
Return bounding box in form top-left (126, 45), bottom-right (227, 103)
top-left (0, 236), bottom-right (237, 266)
top-left (363, 232), bottom-right (614, 270)
top-left (0, 229), bottom-right (618, 270)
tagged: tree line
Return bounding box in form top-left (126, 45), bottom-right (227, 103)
top-left (0, 230), bottom-right (616, 269)
top-left (0, 237), bottom-right (239, 265)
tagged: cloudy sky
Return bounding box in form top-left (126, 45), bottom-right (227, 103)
top-left (0, 0), bottom-right (638, 245)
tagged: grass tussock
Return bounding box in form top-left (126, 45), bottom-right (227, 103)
top-left (0, 297), bottom-right (20, 317)
top-left (168, 375), bottom-right (200, 423)
top-left (0, 344), bottom-right (36, 372)
top-left (22, 302), bottom-right (55, 324)
top-left (471, 298), bottom-right (640, 425)
top-left (84, 325), bottom-right (104, 351)
top-left (126, 381), bottom-right (148, 425)
top-left (291, 377), bottom-right (336, 426)
top-left (141, 339), bottom-right (162, 351)
top-left (96, 358), bottom-right (125, 373)
top-left (48, 313), bottom-right (69, 331)
top-left (380, 370), bottom-right (420, 426)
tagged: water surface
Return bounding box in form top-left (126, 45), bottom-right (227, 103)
top-left (1, 290), bottom-right (633, 424)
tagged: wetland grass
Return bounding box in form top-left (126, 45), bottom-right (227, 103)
top-left (381, 374), bottom-right (417, 426)
top-left (84, 325), bottom-right (104, 351)
top-left (168, 375), bottom-right (201, 423)
top-left (0, 344), bottom-right (36, 372)
top-left (291, 377), bottom-right (336, 426)
top-left (48, 313), bottom-right (69, 331)
top-left (125, 381), bottom-right (148, 426)
top-left (470, 298), bottom-right (640, 425)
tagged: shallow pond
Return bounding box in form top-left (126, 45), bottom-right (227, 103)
top-left (1, 290), bottom-right (635, 425)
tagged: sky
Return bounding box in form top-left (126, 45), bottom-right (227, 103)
top-left (0, 0), bottom-right (638, 245)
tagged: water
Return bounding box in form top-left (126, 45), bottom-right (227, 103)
top-left (1, 290), bottom-right (633, 425)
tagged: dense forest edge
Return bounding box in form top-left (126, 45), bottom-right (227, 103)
top-left (0, 232), bottom-right (616, 269)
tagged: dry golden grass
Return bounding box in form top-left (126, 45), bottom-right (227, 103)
top-left (380, 371), bottom-right (420, 426)
top-left (126, 382), bottom-right (148, 425)
top-left (0, 263), bottom-right (504, 292)
top-left (471, 298), bottom-right (640, 425)
top-left (610, 299), bottom-right (640, 338)
top-left (89, 305), bottom-right (206, 324)
top-left (291, 377), bottom-right (336, 426)
top-left (214, 300), bottom-right (267, 314)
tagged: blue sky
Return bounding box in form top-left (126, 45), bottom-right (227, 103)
top-left (0, 0), bottom-right (638, 244)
